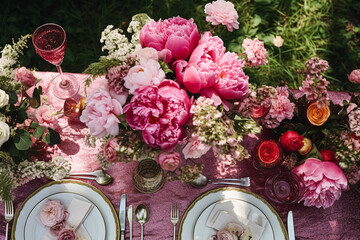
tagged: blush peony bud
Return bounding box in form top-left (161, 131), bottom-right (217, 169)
top-left (348, 69), bottom-right (360, 84)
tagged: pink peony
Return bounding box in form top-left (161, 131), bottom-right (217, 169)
top-left (242, 38), bottom-right (268, 68)
top-left (124, 58), bottom-right (165, 94)
top-left (124, 80), bottom-right (191, 150)
top-left (216, 229), bottom-right (238, 240)
top-left (174, 32), bottom-right (225, 94)
top-left (292, 158), bottom-right (349, 209)
top-left (140, 16), bottom-right (199, 62)
top-left (212, 52), bottom-right (249, 99)
top-left (103, 138), bottom-right (120, 162)
top-left (15, 67), bottom-right (37, 86)
top-left (33, 105), bottom-right (59, 129)
top-left (182, 135), bottom-right (212, 159)
top-left (348, 69), bottom-right (360, 84)
top-left (204, 0), bottom-right (239, 32)
top-left (57, 228), bottom-right (77, 240)
top-left (80, 88), bottom-right (123, 138)
top-left (156, 151), bottom-right (182, 171)
top-left (37, 200), bottom-right (66, 227)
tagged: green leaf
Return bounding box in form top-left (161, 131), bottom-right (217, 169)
top-left (252, 15), bottom-right (262, 27)
top-left (42, 128), bottom-right (61, 145)
top-left (30, 87), bottom-right (41, 108)
top-left (16, 108), bottom-right (28, 124)
top-left (30, 122), bottom-right (39, 129)
top-left (8, 92), bottom-right (18, 105)
top-left (33, 126), bottom-right (45, 138)
top-left (14, 129), bottom-right (32, 151)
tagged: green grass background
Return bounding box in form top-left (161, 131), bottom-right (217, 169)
top-left (1, 0), bottom-right (359, 92)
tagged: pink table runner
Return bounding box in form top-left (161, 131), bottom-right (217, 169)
top-left (1, 72), bottom-right (360, 239)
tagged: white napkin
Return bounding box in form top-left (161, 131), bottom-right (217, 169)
top-left (41, 198), bottom-right (93, 240)
top-left (206, 200), bottom-right (267, 240)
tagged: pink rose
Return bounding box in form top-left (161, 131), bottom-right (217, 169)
top-left (175, 32), bottom-right (225, 94)
top-left (37, 200), bottom-right (66, 227)
top-left (140, 16), bottom-right (199, 62)
top-left (216, 229), bottom-right (237, 240)
top-left (33, 105), bottom-right (59, 129)
top-left (124, 59), bottom-right (165, 94)
top-left (15, 67), bottom-right (37, 86)
top-left (292, 158), bottom-right (349, 208)
top-left (348, 69), bottom-right (360, 84)
top-left (204, 0), bottom-right (239, 32)
top-left (80, 88), bottom-right (123, 138)
top-left (156, 151), bottom-right (182, 171)
top-left (124, 80), bottom-right (190, 150)
top-left (50, 221), bottom-right (66, 236)
top-left (57, 228), bottom-right (77, 240)
top-left (103, 138), bottom-right (120, 162)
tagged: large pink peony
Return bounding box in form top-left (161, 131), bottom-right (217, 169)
top-left (37, 200), bottom-right (66, 227)
top-left (80, 88), bottom-right (123, 138)
top-left (124, 80), bottom-right (191, 150)
top-left (292, 158), bottom-right (349, 209)
top-left (204, 0), bottom-right (239, 32)
top-left (140, 16), bottom-right (199, 62)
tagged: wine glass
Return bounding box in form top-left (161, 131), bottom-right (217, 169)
top-left (32, 23), bottom-right (79, 99)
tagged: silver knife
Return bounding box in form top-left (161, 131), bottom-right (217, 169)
top-left (287, 210), bottom-right (295, 240)
top-left (128, 205), bottom-right (133, 240)
top-left (120, 194), bottom-right (126, 240)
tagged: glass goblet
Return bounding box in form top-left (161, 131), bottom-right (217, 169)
top-left (253, 139), bottom-right (283, 170)
top-left (32, 23), bottom-right (79, 99)
top-left (265, 171), bottom-right (305, 204)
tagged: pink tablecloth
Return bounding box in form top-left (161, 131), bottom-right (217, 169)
top-left (1, 72), bottom-right (360, 240)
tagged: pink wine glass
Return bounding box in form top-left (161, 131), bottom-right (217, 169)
top-left (32, 23), bottom-right (79, 99)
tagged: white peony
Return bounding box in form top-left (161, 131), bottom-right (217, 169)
top-left (0, 89), bottom-right (9, 108)
top-left (0, 121), bottom-right (10, 147)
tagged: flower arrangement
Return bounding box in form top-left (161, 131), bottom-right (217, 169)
top-left (0, 35), bottom-right (71, 201)
top-left (81, 0), bottom-right (360, 208)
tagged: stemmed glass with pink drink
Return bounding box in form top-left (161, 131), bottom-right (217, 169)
top-left (32, 23), bottom-right (79, 99)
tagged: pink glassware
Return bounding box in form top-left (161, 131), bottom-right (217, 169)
top-left (265, 171), bottom-right (305, 204)
top-left (32, 23), bottom-right (79, 99)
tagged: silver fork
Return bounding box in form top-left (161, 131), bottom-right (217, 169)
top-left (4, 200), bottom-right (14, 240)
top-left (171, 204), bottom-right (179, 240)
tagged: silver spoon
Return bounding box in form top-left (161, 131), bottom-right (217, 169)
top-left (70, 169), bottom-right (104, 177)
top-left (190, 174), bottom-right (251, 188)
top-left (68, 173), bottom-right (113, 185)
top-left (135, 204), bottom-right (149, 240)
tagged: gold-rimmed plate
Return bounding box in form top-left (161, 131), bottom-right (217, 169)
top-left (178, 187), bottom-right (288, 240)
top-left (12, 180), bottom-right (120, 240)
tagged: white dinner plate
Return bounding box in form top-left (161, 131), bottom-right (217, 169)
top-left (178, 187), bottom-right (288, 240)
top-left (12, 180), bottom-right (120, 240)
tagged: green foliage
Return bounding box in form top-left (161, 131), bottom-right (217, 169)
top-left (0, 172), bottom-right (13, 201)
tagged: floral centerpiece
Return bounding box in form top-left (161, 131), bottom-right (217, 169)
top-left (81, 0), bottom-right (359, 208)
top-left (0, 35), bottom-right (71, 201)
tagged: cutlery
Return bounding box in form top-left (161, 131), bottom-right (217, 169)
top-left (190, 174), bottom-right (251, 188)
top-left (170, 204), bottom-right (179, 240)
top-left (135, 204), bottom-right (149, 240)
top-left (128, 205), bottom-right (133, 240)
top-left (119, 194), bottom-right (127, 240)
top-left (4, 200), bottom-right (14, 240)
top-left (70, 169), bottom-right (104, 177)
top-left (287, 210), bottom-right (295, 240)
top-left (67, 174), bottom-right (113, 185)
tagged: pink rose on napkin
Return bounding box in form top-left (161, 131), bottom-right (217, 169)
top-left (124, 80), bottom-right (190, 150)
top-left (80, 88), bottom-right (123, 138)
top-left (140, 16), bottom-right (199, 62)
top-left (57, 228), bottom-right (77, 240)
top-left (216, 229), bottom-right (237, 240)
top-left (33, 105), bottom-right (59, 129)
top-left (156, 151), bottom-right (182, 171)
top-left (204, 0), bottom-right (239, 32)
top-left (49, 221), bottom-right (67, 236)
top-left (15, 67), bottom-right (37, 86)
top-left (292, 158), bottom-right (349, 209)
top-left (38, 200), bottom-right (66, 227)
top-left (103, 138), bottom-right (120, 162)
